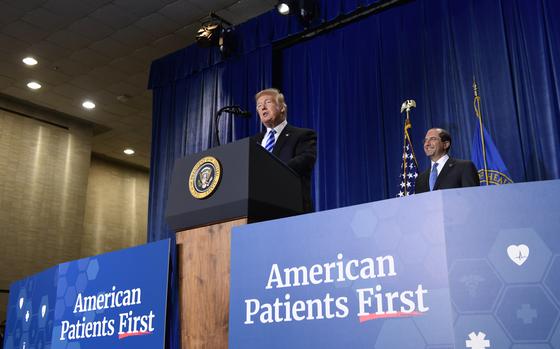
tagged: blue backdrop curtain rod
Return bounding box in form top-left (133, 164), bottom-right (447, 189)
top-left (273, 0), bottom-right (412, 50)
top-left (271, 0), bottom-right (411, 86)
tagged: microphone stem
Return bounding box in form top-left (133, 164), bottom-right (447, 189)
top-left (214, 111), bottom-right (222, 146)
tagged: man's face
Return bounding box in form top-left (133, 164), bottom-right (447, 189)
top-left (423, 128), bottom-right (449, 161)
top-left (256, 93), bottom-right (285, 128)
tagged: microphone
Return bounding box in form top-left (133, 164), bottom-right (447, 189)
top-left (214, 105), bottom-right (251, 146)
top-left (217, 105), bottom-right (251, 117)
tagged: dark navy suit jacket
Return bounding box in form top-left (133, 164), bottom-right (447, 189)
top-left (252, 124), bottom-right (317, 212)
top-left (415, 157), bottom-right (480, 193)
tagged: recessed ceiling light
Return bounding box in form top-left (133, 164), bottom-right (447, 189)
top-left (22, 57), bottom-right (38, 66)
top-left (27, 81), bottom-right (42, 90)
top-left (123, 148), bottom-right (135, 155)
top-left (116, 94), bottom-right (131, 102)
top-left (82, 100), bottom-right (96, 109)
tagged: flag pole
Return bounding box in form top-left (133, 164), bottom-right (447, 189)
top-left (473, 78), bottom-right (489, 185)
top-left (400, 100), bottom-right (418, 195)
top-left (401, 119), bottom-right (409, 194)
top-left (404, 113), bottom-right (418, 169)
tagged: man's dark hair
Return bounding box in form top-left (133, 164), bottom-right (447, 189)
top-left (438, 128), bottom-right (452, 153)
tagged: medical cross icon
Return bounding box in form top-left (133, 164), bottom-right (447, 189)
top-left (517, 304), bottom-right (537, 324)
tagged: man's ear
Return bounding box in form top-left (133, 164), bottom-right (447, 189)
top-left (443, 141), bottom-right (450, 151)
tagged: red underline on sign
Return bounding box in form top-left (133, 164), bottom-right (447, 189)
top-left (118, 331), bottom-right (152, 339)
top-left (359, 311), bottom-right (422, 323)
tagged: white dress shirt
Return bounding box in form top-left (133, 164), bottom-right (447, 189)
top-left (431, 154), bottom-right (450, 176)
top-left (260, 119), bottom-right (287, 148)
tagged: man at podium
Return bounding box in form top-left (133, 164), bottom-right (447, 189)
top-left (253, 88), bottom-right (317, 212)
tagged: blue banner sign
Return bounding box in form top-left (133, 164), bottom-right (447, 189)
top-left (443, 180), bottom-right (560, 348)
top-left (230, 192), bottom-right (455, 348)
top-left (229, 180), bottom-right (560, 348)
top-left (3, 239), bottom-right (170, 349)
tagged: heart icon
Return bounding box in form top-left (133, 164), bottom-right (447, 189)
top-left (41, 305), bottom-right (47, 318)
top-left (507, 244), bottom-right (529, 266)
top-left (19, 298), bottom-right (24, 309)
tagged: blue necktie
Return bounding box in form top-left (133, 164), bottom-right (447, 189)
top-left (429, 162), bottom-right (438, 191)
top-left (264, 129), bottom-right (276, 152)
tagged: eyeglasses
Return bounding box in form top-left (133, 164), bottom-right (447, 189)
top-left (423, 136), bottom-right (441, 143)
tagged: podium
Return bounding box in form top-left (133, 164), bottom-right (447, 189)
top-left (227, 180), bottom-right (560, 348)
top-left (166, 138), bottom-right (304, 348)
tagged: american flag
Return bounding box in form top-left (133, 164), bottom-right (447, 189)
top-left (397, 118), bottom-right (418, 197)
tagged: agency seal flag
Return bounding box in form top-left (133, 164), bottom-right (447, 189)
top-left (189, 156), bottom-right (222, 199)
top-left (470, 79), bottom-right (513, 185)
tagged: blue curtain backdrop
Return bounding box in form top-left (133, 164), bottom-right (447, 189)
top-left (281, 0), bottom-right (560, 209)
top-left (147, 0), bottom-right (560, 347)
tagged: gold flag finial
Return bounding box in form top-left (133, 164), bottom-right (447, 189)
top-left (473, 76), bottom-right (479, 98)
top-left (473, 77), bottom-right (482, 119)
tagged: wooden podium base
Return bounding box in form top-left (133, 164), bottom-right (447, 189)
top-left (176, 218), bottom-right (248, 349)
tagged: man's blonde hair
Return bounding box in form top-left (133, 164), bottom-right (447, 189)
top-left (255, 88), bottom-right (288, 118)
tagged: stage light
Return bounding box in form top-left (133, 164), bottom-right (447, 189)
top-left (195, 14), bottom-right (237, 57)
top-left (277, 1), bottom-right (293, 15)
top-left (196, 13), bottom-right (235, 54)
top-left (196, 21), bottom-right (222, 48)
top-left (123, 148), bottom-right (135, 155)
top-left (276, 0), bottom-right (317, 27)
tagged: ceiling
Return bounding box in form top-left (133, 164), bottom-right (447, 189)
top-left (0, 0), bottom-right (277, 168)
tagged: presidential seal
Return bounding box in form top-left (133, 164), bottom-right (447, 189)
top-left (189, 156), bottom-right (221, 199)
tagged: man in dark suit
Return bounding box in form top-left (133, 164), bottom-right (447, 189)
top-left (415, 128), bottom-right (479, 193)
top-left (252, 88), bottom-right (317, 212)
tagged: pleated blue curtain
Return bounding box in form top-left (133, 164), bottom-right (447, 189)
top-left (147, 0), bottom-right (560, 347)
top-left (281, 0), bottom-right (560, 210)
top-left (500, 0), bottom-right (560, 180)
